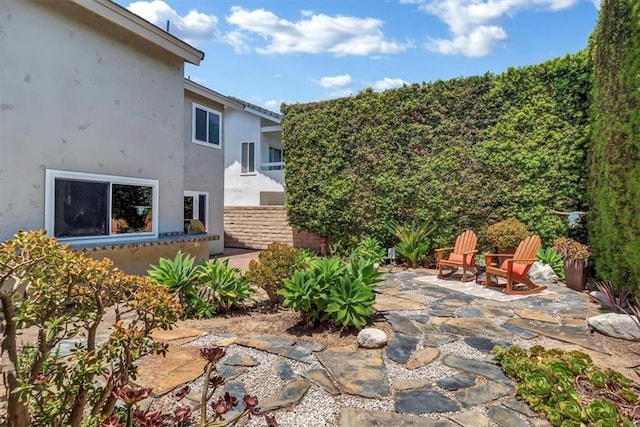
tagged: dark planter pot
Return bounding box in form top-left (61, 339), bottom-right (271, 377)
top-left (496, 246), bottom-right (516, 266)
top-left (564, 259), bottom-right (588, 291)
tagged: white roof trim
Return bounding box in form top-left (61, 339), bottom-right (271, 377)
top-left (243, 107), bottom-right (281, 124)
top-left (184, 79), bottom-right (244, 109)
top-left (69, 0), bottom-right (204, 65)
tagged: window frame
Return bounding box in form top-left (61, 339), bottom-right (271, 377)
top-left (241, 141), bottom-right (256, 175)
top-left (44, 169), bottom-right (159, 244)
top-left (184, 190), bottom-right (209, 232)
top-left (192, 103), bottom-right (222, 149)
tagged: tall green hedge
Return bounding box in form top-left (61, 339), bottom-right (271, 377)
top-left (282, 53), bottom-right (591, 249)
top-left (589, 0), bottom-right (640, 292)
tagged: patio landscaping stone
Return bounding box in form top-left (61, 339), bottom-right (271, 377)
top-left (463, 336), bottom-right (512, 353)
top-left (455, 381), bottom-right (513, 407)
top-left (440, 318), bottom-right (515, 340)
top-left (150, 327), bottom-right (206, 344)
top-left (587, 313), bottom-right (640, 341)
top-left (301, 368), bottom-right (341, 395)
top-left (297, 340), bottom-right (326, 352)
top-left (408, 314), bottom-right (430, 324)
top-left (223, 352), bottom-right (259, 367)
top-left (217, 365), bottom-right (246, 381)
top-left (273, 360), bottom-right (297, 380)
top-left (422, 331), bottom-right (459, 346)
top-left (236, 335), bottom-right (296, 349)
top-left (514, 308), bottom-right (562, 324)
top-left (454, 306), bottom-right (494, 318)
top-left (442, 354), bottom-right (511, 385)
top-left (236, 337), bottom-right (314, 363)
top-left (448, 410), bottom-right (492, 427)
top-left (406, 347), bottom-right (440, 369)
top-left (384, 314), bottom-right (422, 336)
top-left (487, 405), bottom-right (530, 427)
top-left (135, 346), bottom-right (207, 396)
top-left (219, 382), bottom-right (246, 422)
top-left (505, 318), bottom-right (611, 354)
top-left (258, 378), bottom-right (311, 413)
top-left (502, 397), bottom-right (537, 417)
top-left (393, 378), bottom-right (430, 390)
top-left (357, 328), bottom-right (388, 349)
top-left (395, 386), bottom-right (460, 414)
top-left (340, 408), bottom-right (457, 427)
top-left (386, 333), bottom-right (420, 364)
top-left (374, 294), bottom-right (428, 311)
top-left (499, 322), bottom-right (539, 339)
top-left (268, 345), bottom-right (315, 363)
top-left (436, 373), bottom-right (476, 391)
top-left (316, 347), bottom-right (390, 398)
top-left (215, 336), bottom-right (238, 346)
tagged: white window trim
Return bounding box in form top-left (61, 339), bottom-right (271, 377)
top-left (44, 169), bottom-right (159, 244)
top-left (240, 141), bottom-right (256, 176)
top-left (184, 190), bottom-right (209, 232)
top-left (192, 102), bottom-right (222, 149)
top-left (269, 146), bottom-right (283, 161)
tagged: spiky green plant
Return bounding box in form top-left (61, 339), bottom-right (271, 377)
top-left (196, 259), bottom-right (254, 314)
top-left (389, 221), bottom-right (434, 268)
top-left (536, 247), bottom-right (565, 280)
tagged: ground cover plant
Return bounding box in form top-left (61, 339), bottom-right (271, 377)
top-left (0, 230), bottom-right (181, 427)
top-left (493, 345), bottom-right (639, 426)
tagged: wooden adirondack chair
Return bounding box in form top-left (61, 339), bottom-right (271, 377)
top-left (436, 230), bottom-right (478, 282)
top-left (483, 235), bottom-right (545, 295)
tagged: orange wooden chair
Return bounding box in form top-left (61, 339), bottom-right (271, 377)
top-left (483, 235), bottom-right (545, 295)
top-left (435, 230), bottom-right (478, 282)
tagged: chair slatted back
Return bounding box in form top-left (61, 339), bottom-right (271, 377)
top-left (513, 235), bottom-right (542, 264)
top-left (453, 230), bottom-right (477, 255)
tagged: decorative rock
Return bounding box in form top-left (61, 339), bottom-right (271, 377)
top-left (273, 360), bottom-right (297, 380)
top-left (384, 314), bottom-right (422, 336)
top-left (464, 336), bottom-right (512, 353)
top-left (406, 347), bottom-right (440, 369)
top-left (223, 353), bottom-right (259, 367)
top-left (448, 410), bottom-right (492, 427)
top-left (528, 262), bottom-right (559, 285)
top-left (258, 378), bottom-right (311, 413)
top-left (436, 373), bottom-right (476, 391)
top-left (386, 334), bottom-right (420, 364)
top-left (456, 381), bottom-right (513, 407)
top-left (302, 369), bottom-right (341, 395)
top-left (396, 386), bottom-right (460, 414)
top-left (297, 341), bottom-right (326, 352)
top-left (442, 355), bottom-right (511, 385)
top-left (487, 405), bottom-right (530, 427)
top-left (357, 328), bottom-right (388, 349)
top-left (316, 347), bottom-right (390, 398)
top-left (587, 313), bottom-right (640, 341)
top-left (340, 408), bottom-right (457, 427)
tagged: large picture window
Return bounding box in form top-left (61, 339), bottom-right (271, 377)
top-left (45, 170), bottom-right (158, 241)
top-left (192, 103), bottom-right (222, 148)
top-left (241, 142), bottom-right (255, 174)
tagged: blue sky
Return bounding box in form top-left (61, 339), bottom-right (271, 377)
top-left (120, 0), bottom-right (600, 112)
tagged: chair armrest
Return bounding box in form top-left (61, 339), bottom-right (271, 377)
top-left (506, 259), bottom-right (536, 264)
top-left (462, 250), bottom-right (478, 255)
top-left (435, 247), bottom-right (454, 253)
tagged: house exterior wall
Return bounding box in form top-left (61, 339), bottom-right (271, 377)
top-left (0, 2), bottom-right (187, 253)
top-left (223, 109), bottom-right (285, 206)
top-left (183, 92), bottom-right (225, 254)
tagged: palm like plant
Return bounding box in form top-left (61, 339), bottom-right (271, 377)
top-left (147, 251), bottom-right (200, 300)
top-left (389, 221), bottom-right (434, 268)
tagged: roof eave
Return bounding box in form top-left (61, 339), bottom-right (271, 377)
top-left (184, 79), bottom-right (244, 109)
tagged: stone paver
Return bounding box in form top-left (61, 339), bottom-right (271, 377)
top-left (135, 346), bottom-right (207, 396)
top-left (406, 347), bottom-right (440, 369)
top-left (456, 381), bottom-right (513, 407)
top-left (436, 373), bottom-right (476, 391)
top-left (316, 347), bottom-right (390, 398)
top-left (487, 405), bottom-right (531, 427)
top-left (386, 333), bottom-right (420, 364)
top-left (258, 378), bottom-right (311, 413)
top-left (273, 360), bottom-right (297, 380)
top-left (384, 314), bottom-right (422, 336)
top-left (449, 410), bottom-right (492, 427)
top-left (340, 408), bottom-right (457, 427)
top-left (396, 386), bottom-right (460, 414)
top-left (302, 369), bottom-right (341, 395)
top-left (442, 354), bottom-right (511, 384)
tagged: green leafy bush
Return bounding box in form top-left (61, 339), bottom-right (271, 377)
top-left (349, 237), bottom-right (386, 265)
top-left (279, 257), bottom-right (383, 328)
top-left (493, 345), bottom-right (638, 426)
top-left (390, 221), bottom-right (435, 268)
top-left (195, 259), bottom-right (254, 314)
top-left (486, 218), bottom-right (529, 248)
top-left (147, 251), bottom-right (200, 302)
top-left (245, 242), bottom-right (300, 304)
top-left (536, 247), bottom-right (565, 280)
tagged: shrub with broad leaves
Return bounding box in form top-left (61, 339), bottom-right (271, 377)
top-left (245, 243), bottom-right (300, 304)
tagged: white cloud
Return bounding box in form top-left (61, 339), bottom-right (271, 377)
top-left (403, 0), bottom-right (579, 56)
top-left (319, 74), bottom-right (352, 88)
top-left (224, 31), bottom-right (251, 54)
top-left (127, 0), bottom-right (218, 45)
top-left (264, 100), bottom-right (281, 110)
top-left (372, 77), bottom-right (409, 91)
top-left (225, 7), bottom-right (411, 56)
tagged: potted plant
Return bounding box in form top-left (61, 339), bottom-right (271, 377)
top-left (552, 237), bottom-right (591, 291)
top-left (486, 218), bottom-right (529, 264)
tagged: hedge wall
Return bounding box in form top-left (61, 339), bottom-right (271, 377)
top-left (282, 52), bottom-right (592, 249)
top-left (588, 0), bottom-right (640, 292)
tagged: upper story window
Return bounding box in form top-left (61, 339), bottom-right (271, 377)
top-left (241, 142), bottom-right (255, 174)
top-left (192, 103), bottom-right (222, 148)
top-left (266, 146), bottom-right (284, 170)
top-left (45, 170), bottom-right (158, 242)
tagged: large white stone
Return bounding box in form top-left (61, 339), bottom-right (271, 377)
top-left (587, 313), bottom-right (640, 341)
top-left (528, 262), bottom-right (559, 285)
top-left (357, 328), bottom-right (388, 349)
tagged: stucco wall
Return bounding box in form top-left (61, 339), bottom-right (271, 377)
top-left (183, 92), bottom-right (225, 254)
top-left (223, 110), bottom-right (284, 206)
top-left (0, 1), bottom-right (186, 241)
top-left (224, 207), bottom-right (322, 251)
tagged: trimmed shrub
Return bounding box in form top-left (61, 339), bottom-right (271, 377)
top-left (245, 242), bottom-right (300, 303)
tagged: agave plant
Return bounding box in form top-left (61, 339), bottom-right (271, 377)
top-left (349, 237), bottom-right (386, 265)
top-left (536, 247), bottom-right (565, 280)
top-left (326, 275), bottom-right (376, 329)
top-left (388, 221), bottom-right (435, 268)
top-left (147, 251), bottom-right (200, 302)
top-left (196, 259), bottom-right (254, 314)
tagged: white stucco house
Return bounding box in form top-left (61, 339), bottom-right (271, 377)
top-left (223, 99), bottom-right (285, 206)
top-left (0, 0), bottom-right (229, 272)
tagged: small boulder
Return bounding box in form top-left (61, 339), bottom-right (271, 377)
top-left (528, 262), bottom-right (558, 285)
top-left (587, 313), bottom-right (640, 341)
top-left (357, 328), bottom-right (388, 349)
